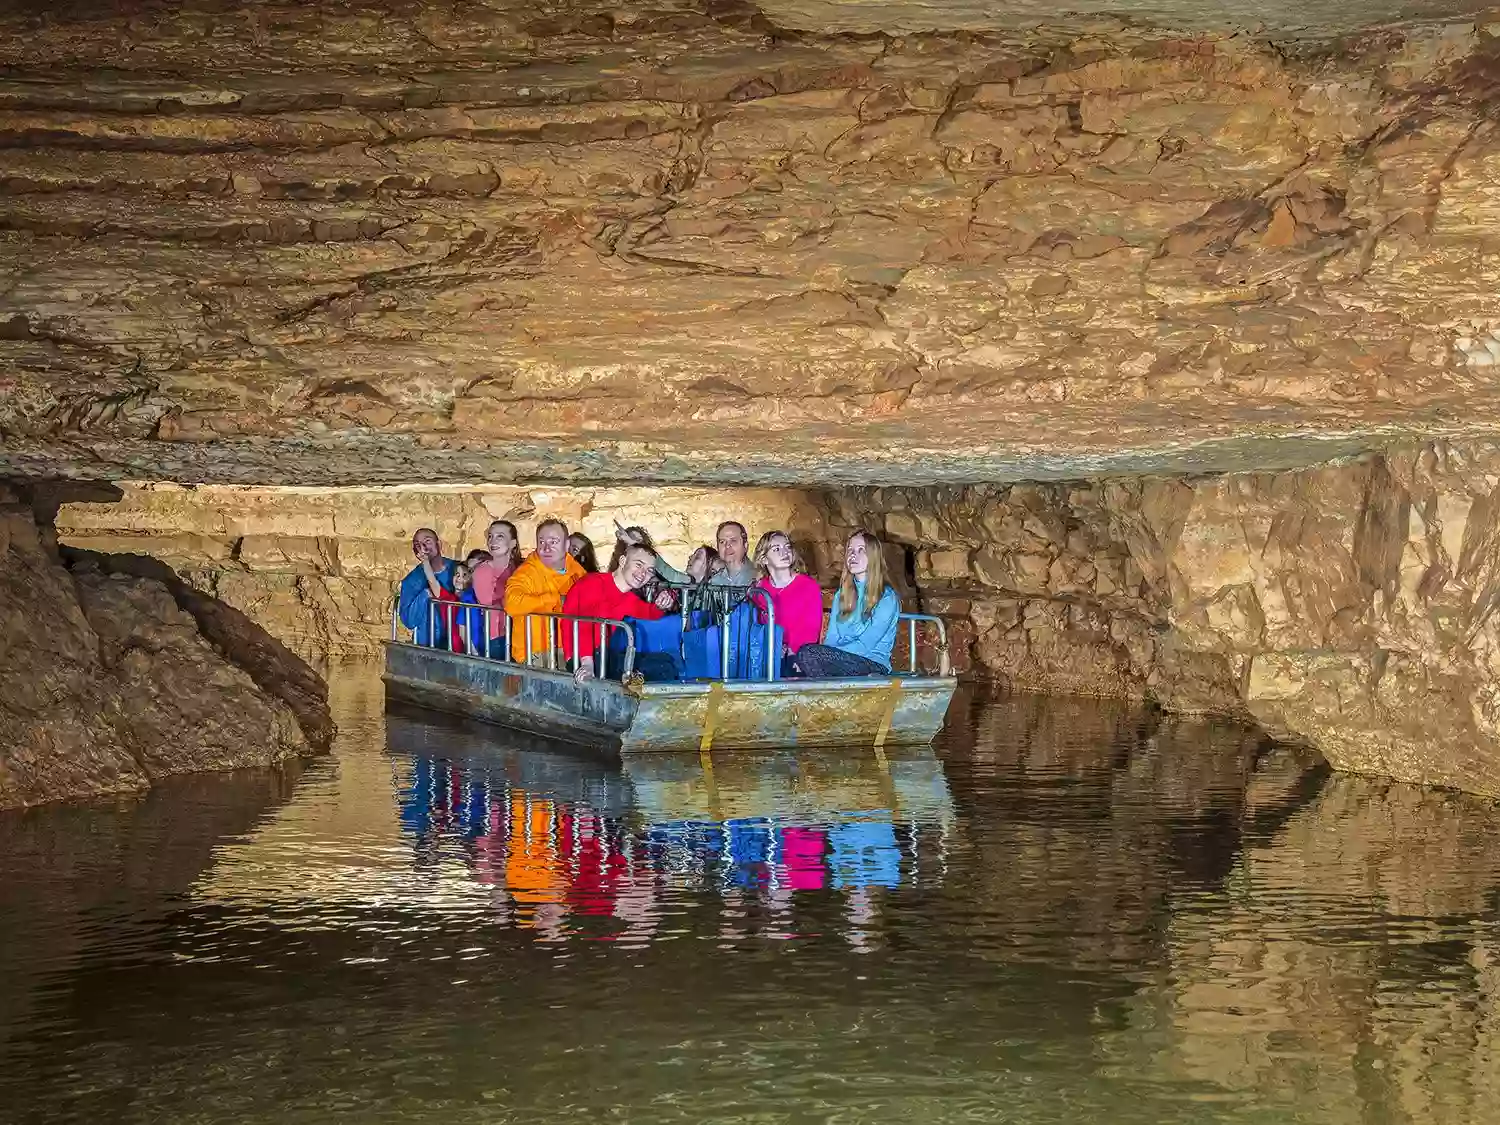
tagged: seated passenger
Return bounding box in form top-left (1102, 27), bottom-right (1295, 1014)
top-left (686, 545), bottom-right (723, 584)
top-left (609, 524), bottom-right (676, 607)
top-left (470, 520), bottom-right (523, 658)
top-left (569, 533), bottom-right (601, 574)
top-left (454, 560), bottom-right (490, 654)
top-left (710, 521), bottom-right (756, 587)
top-left (423, 556), bottom-right (464, 652)
top-left (749, 531), bottom-right (823, 677)
top-left (398, 527), bottom-right (458, 648)
top-left (563, 544), bottom-right (677, 683)
top-left (504, 519), bottom-right (586, 665)
top-left (794, 529), bottom-right (899, 678)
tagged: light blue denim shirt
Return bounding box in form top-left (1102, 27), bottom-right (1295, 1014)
top-left (823, 580), bottom-right (899, 670)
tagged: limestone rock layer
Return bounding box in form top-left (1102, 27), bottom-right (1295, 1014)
top-left (5, 3), bottom-right (1500, 483)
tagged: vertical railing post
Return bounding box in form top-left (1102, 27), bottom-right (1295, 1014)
top-left (571, 620), bottom-right (580, 676)
top-left (764, 594), bottom-right (777, 682)
top-left (391, 597), bottom-right (400, 642)
top-left (597, 624), bottom-right (606, 681)
top-left (524, 614), bottom-right (533, 664)
top-left (622, 623), bottom-right (636, 679)
top-left (504, 609), bottom-right (512, 663)
top-left (720, 609), bottom-right (731, 680)
top-left (908, 616), bottom-right (918, 675)
top-left (548, 617), bottom-right (558, 670)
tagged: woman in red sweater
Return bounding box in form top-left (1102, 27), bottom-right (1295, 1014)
top-left (562, 544), bottom-right (676, 682)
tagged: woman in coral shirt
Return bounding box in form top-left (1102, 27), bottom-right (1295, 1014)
top-left (469, 520), bottom-right (523, 659)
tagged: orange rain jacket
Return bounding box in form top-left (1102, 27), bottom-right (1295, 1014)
top-left (504, 552), bottom-right (587, 661)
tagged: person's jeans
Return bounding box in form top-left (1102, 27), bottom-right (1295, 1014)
top-left (793, 643), bottom-right (889, 679)
top-left (591, 651), bottom-right (679, 683)
top-left (485, 637), bottom-right (511, 661)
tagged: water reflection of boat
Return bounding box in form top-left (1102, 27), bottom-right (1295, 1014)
top-left (387, 712), bottom-right (956, 938)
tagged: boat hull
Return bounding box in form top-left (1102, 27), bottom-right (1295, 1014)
top-left (384, 642), bottom-right (955, 754)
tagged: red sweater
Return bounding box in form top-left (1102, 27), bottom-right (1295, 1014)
top-left (561, 572), bottom-right (665, 662)
top-left (435, 588), bottom-right (465, 653)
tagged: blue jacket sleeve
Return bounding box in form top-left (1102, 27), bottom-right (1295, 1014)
top-left (399, 561), bottom-right (455, 645)
top-left (398, 566), bottom-right (431, 632)
top-left (861, 589), bottom-right (901, 656)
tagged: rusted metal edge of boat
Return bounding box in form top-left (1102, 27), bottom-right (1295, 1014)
top-left (383, 595), bottom-right (957, 754)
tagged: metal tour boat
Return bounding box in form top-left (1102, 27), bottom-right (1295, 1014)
top-left (384, 583), bottom-right (958, 754)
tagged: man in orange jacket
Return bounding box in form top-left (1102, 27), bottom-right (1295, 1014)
top-left (505, 518), bottom-right (587, 664)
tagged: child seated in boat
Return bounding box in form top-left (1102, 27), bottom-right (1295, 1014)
top-left (414, 552), bottom-right (464, 652)
top-left (793, 529), bottom-right (899, 678)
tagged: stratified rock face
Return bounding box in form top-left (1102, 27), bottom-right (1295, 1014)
top-left (55, 482), bottom-right (811, 660)
top-left (4, 3), bottom-right (1500, 484)
top-left (819, 439), bottom-right (1500, 796)
top-left (0, 487), bottom-right (327, 810)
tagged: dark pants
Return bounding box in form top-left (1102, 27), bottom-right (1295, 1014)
top-left (793, 644), bottom-right (889, 679)
top-left (485, 637), bottom-right (511, 661)
top-left (599, 651), bottom-right (679, 683)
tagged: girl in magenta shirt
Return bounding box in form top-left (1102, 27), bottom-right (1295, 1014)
top-left (751, 531), bottom-right (824, 675)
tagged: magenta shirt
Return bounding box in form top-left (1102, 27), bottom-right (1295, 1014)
top-left (755, 574), bottom-right (824, 654)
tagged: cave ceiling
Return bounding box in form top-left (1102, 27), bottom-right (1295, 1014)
top-left (4, 0), bottom-right (1500, 486)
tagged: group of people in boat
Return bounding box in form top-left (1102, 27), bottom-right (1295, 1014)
top-left (398, 517), bottom-right (900, 683)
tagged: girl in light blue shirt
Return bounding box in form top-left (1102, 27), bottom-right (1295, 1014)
top-left (793, 529), bottom-right (900, 678)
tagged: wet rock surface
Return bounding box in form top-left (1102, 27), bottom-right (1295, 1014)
top-left (3, 3), bottom-right (1500, 484)
top-left (0, 485), bottom-right (329, 810)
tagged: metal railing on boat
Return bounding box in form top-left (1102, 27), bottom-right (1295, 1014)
top-left (389, 599), bottom-right (639, 681)
top-left (391, 592), bottom-right (952, 681)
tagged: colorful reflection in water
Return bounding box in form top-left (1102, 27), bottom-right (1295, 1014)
top-left (392, 717), bottom-right (956, 946)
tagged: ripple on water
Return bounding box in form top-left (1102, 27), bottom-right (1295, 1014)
top-left (3, 674), bottom-right (1500, 1124)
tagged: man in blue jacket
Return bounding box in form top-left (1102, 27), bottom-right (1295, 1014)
top-left (398, 527), bottom-right (458, 647)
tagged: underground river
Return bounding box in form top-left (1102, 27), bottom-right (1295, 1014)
top-left (3, 663), bottom-right (1499, 1124)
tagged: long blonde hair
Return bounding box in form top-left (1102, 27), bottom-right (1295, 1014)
top-left (836, 528), bottom-right (889, 619)
top-left (752, 530), bottom-right (806, 580)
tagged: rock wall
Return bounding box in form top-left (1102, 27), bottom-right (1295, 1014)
top-left (0, 485), bottom-right (331, 810)
top-left (55, 482), bottom-right (812, 661)
top-left (817, 439), bottom-right (1500, 796)
top-left (3, 3), bottom-right (1500, 486)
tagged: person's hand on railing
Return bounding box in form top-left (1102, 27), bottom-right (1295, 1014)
top-left (573, 657), bottom-right (596, 684)
top-left (651, 589), bottom-right (674, 611)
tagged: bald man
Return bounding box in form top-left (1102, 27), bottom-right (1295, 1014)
top-left (398, 527), bottom-right (459, 647)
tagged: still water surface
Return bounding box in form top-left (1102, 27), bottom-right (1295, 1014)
top-left (3, 665), bottom-right (1500, 1124)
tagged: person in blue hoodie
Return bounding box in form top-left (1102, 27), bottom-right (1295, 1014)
top-left (793, 528), bottom-right (900, 678)
top-left (398, 527), bottom-right (458, 647)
